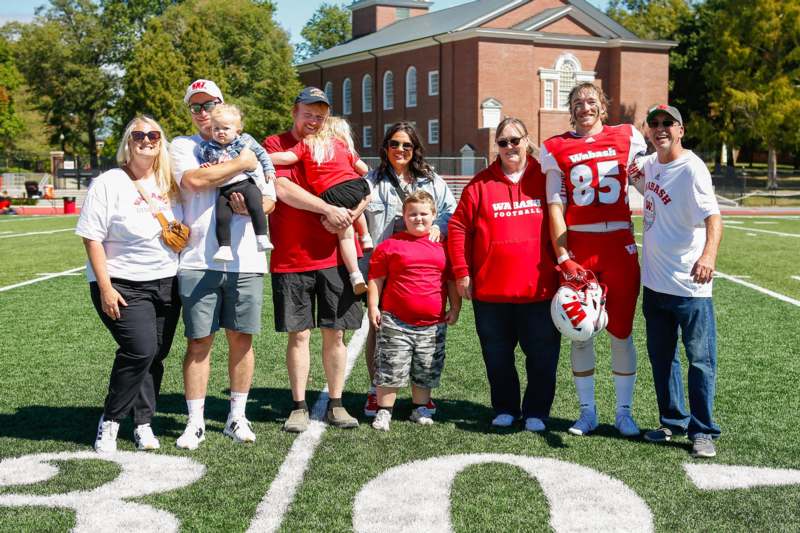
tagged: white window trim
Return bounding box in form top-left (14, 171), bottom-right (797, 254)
top-left (363, 125), bottom-right (373, 148)
top-left (383, 71), bottom-right (394, 111)
top-left (538, 53), bottom-right (595, 110)
top-left (428, 70), bottom-right (439, 96)
top-left (362, 74), bottom-right (373, 113)
top-left (342, 78), bottom-right (352, 115)
top-left (428, 119), bottom-right (439, 145)
top-left (324, 81), bottom-right (334, 110)
top-left (406, 66), bottom-right (417, 108)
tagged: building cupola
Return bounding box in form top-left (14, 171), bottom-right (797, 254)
top-left (349, 0), bottom-right (433, 38)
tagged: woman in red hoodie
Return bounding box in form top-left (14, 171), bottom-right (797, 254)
top-left (448, 117), bottom-right (560, 432)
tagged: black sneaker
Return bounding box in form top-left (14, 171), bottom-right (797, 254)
top-left (644, 427), bottom-right (674, 442)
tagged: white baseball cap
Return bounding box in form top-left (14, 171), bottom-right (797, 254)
top-left (184, 79), bottom-right (224, 104)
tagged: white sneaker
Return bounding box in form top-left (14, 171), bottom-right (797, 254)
top-left (491, 414), bottom-right (515, 427)
top-left (409, 406), bottom-right (434, 426)
top-left (94, 416), bottom-right (119, 453)
top-left (360, 233), bottom-right (374, 252)
top-left (133, 423), bottom-right (160, 450)
top-left (615, 410), bottom-right (641, 437)
top-left (372, 409), bottom-right (392, 431)
top-left (256, 235), bottom-right (274, 252)
top-left (224, 416), bottom-right (256, 443)
top-left (213, 246), bottom-right (234, 263)
top-left (568, 407), bottom-right (599, 436)
top-left (524, 417), bottom-right (546, 432)
top-left (176, 418), bottom-right (206, 450)
top-left (350, 271), bottom-right (367, 295)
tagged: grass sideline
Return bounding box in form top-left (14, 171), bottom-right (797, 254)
top-left (0, 215), bottom-right (798, 532)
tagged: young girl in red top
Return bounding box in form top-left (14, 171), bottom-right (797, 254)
top-left (270, 117), bottom-right (372, 294)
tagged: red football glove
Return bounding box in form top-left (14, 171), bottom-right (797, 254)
top-left (558, 259), bottom-right (587, 282)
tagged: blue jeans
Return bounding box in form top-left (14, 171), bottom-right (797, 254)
top-left (642, 287), bottom-right (721, 439)
top-left (473, 300), bottom-right (560, 420)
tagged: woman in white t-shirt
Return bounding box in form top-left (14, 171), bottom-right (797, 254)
top-left (76, 115), bottom-right (183, 453)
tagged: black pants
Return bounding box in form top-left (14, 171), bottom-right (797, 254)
top-left (473, 299), bottom-right (561, 419)
top-left (90, 277), bottom-right (181, 425)
top-left (216, 178), bottom-right (267, 247)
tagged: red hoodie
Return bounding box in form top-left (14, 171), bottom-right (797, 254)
top-left (448, 155), bottom-right (559, 303)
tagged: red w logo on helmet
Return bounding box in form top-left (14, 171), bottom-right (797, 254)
top-left (562, 300), bottom-right (587, 327)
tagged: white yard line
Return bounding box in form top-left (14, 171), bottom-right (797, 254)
top-left (714, 272), bottom-right (800, 307)
top-left (0, 266), bottom-right (85, 293)
top-left (247, 315), bottom-right (370, 533)
top-left (791, 276), bottom-right (800, 283)
top-left (722, 225), bottom-right (800, 238)
top-left (0, 215), bottom-right (78, 223)
top-left (0, 228), bottom-right (74, 239)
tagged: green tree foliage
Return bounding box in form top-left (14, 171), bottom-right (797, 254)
top-left (295, 2), bottom-right (352, 62)
top-left (0, 35), bottom-right (24, 149)
top-left (99, 0), bottom-right (183, 64)
top-left (12, 0), bottom-right (117, 168)
top-left (607, 0), bottom-right (691, 40)
top-left (118, 0), bottom-right (299, 141)
top-left (704, 0), bottom-right (800, 187)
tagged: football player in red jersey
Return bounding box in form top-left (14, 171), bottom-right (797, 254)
top-left (541, 82), bottom-right (647, 438)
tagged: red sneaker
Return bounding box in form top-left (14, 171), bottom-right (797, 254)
top-left (364, 391), bottom-right (378, 417)
top-left (426, 399), bottom-right (437, 415)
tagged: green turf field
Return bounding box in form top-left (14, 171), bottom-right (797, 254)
top-left (1, 214), bottom-right (799, 532)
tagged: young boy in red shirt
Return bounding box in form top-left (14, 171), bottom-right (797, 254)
top-left (367, 190), bottom-right (461, 431)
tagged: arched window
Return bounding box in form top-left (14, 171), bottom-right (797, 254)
top-left (383, 70), bottom-right (394, 111)
top-left (557, 60), bottom-right (577, 109)
top-left (342, 78), bottom-right (352, 115)
top-left (362, 74), bottom-right (373, 113)
top-left (324, 82), bottom-right (334, 110)
top-left (405, 66), bottom-right (417, 107)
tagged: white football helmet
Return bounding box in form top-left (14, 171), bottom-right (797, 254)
top-left (550, 271), bottom-right (608, 342)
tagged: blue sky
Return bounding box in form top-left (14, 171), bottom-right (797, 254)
top-left (1, 0), bottom-right (609, 44)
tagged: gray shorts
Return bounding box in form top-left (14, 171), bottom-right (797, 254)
top-left (374, 312), bottom-right (447, 389)
top-left (178, 269), bottom-right (264, 339)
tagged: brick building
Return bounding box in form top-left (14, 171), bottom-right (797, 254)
top-left (296, 0), bottom-right (673, 164)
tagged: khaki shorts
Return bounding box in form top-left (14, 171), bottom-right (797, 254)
top-left (178, 269), bottom-right (263, 339)
top-left (374, 312), bottom-right (446, 389)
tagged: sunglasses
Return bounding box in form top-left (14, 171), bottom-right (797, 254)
top-left (130, 130), bottom-right (161, 142)
top-left (647, 119), bottom-right (677, 129)
top-left (189, 100), bottom-right (219, 114)
top-left (497, 137), bottom-right (522, 148)
top-left (388, 140), bottom-right (414, 151)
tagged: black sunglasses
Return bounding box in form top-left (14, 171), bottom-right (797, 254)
top-left (131, 130), bottom-right (161, 142)
top-left (189, 100), bottom-right (219, 114)
top-left (388, 140), bottom-right (414, 151)
top-left (647, 119), bottom-right (677, 129)
top-left (497, 137), bottom-right (521, 148)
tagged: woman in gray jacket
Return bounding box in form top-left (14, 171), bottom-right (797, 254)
top-left (361, 121), bottom-right (456, 417)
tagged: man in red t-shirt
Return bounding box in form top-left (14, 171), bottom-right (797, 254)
top-left (262, 87), bottom-right (363, 432)
top-left (541, 82), bottom-right (647, 438)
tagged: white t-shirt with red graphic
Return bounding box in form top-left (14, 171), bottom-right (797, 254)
top-left (76, 168), bottom-right (182, 282)
top-left (639, 150), bottom-right (720, 297)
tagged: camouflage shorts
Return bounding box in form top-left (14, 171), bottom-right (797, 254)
top-left (374, 312), bottom-right (447, 389)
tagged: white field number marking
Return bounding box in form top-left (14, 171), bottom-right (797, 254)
top-left (1, 452), bottom-right (800, 531)
top-left (0, 451), bottom-right (205, 532)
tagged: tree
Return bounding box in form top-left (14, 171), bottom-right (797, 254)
top-left (12, 0), bottom-right (117, 168)
top-left (118, 0), bottom-right (299, 140)
top-left (295, 2), bottom-right (351, 62)
top-left (704, 0), bottom-right (800, 188)
top-left (0, 35), bottom-right (24, 150)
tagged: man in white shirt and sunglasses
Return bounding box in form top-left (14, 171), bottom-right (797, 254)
top-left (169, 79), bottom-right (273, 449)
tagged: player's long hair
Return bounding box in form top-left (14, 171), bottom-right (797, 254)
top-left (304, 116), bottom-right (357, 165)
top-left (378, 121), bottom-right (434, 181)
top-left (117, 115), bottom-right (179, 201)
top-left (568, 82), bottom-right (610, 127)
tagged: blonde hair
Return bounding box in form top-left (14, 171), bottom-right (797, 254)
top-left (304, 116), bottom-right (357, 165)
top-left (116, 115), bottom-right (178, 200)
top-left (209, 104), bottom-right (243, 132)
top-left (403, 190), bottom-right (436, 215)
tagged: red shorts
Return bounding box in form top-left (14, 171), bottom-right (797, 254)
top-left (568, 229), bottom-right (640, 339)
